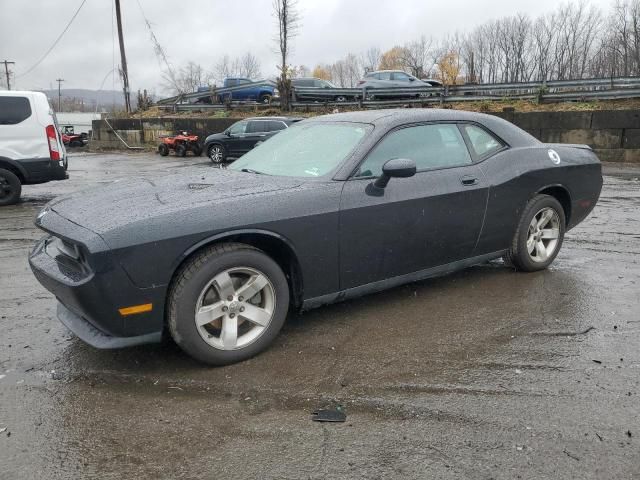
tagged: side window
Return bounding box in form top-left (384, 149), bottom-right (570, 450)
top-left (461, 124), bottom-right (503, 157)
top-left (246, 121), bottom-right (268, 134)
top-left (268, 121), bottom-right (287, 131)
top-left (355, 124), bottom-right (472, 177)
top-left (377, 72), bottom-right (391, 81)
top-left (392, 72), bottom-right (411, 82)
top-left (228, 121), bottom-right (248, 135)
top-left (0, 97), bottom-right (32, 125)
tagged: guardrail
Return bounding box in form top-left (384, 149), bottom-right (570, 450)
top-left (155, 76), bottom-right (640, 111)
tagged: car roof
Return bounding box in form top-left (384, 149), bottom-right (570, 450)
top-left (306, 108), bottom-right (539, 147)
top-left (369, 70), bottom-right (410, 74)
top-left (244, 116), bottom-right (303, 121)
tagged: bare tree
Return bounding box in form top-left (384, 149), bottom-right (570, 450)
top-left (240, 52), bottom-right (262, 79)
top-left (162, 62), bottom-right (211, 95)
top-left (274, 0), bottom-right (300, 110)
top-left (400, 36), bottom-right (434, 78)
top-left (361, 47), bottom-right (381, 73)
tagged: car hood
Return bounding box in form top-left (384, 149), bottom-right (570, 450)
top-left (205, 132), bottom-right (226, 143)
top-left (47, 168), bottom-right (303, 235)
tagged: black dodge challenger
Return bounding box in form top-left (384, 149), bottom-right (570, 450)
top-left (30, 109), bottom-right (602, 365)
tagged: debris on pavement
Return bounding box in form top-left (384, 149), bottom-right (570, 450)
top-left (312, 407), bottom-right (346, 423)
top-left (563, 448), bottom-right (580, 461)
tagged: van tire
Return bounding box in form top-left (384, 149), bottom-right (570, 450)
top-left (0, 168), bottom-right (22, 206)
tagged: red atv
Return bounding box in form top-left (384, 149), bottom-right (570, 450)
top-left (158, 131), bottom-right (202, 157)
top-left (60, 126), bottom-right (87, 147)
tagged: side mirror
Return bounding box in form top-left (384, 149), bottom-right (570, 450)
top-left (374, 158), bottom-right (416, 189)
top-left (409, 77), bottom-right (416, 82)
top-left (225, 130), bottom-right (231, 137)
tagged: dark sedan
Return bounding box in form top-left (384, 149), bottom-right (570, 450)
top-left (204, 116), bottom-right (302, 164)
top-left (30, 109), bottom-right (602, 365)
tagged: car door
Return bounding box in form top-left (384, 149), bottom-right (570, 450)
top-left (338, 123), bottom-right (488, 290)
top-left (240, 120), bottom-right (269, 153)
top-left (224, 120), bottom-right (249, 156)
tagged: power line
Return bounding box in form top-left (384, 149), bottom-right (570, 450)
top-left (2, 60), bottom-right (15, 90)
top-left (16, 0), bottom-right (87, 79)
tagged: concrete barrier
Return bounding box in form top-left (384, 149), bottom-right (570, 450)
top-left (91, 117), bottom-right (240, 149)
top-left (93, 111), bottom-right (640, 163)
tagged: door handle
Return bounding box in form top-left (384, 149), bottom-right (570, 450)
top-left (460, 175), bottom-right (478, 186)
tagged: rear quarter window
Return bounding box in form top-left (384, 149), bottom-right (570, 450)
top-left (462, 124), bottom-right (504, 158)
top-left (0, 97), bottom-right (32, 125)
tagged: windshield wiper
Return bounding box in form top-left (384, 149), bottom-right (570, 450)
top-left (241, 168), bottom-right (267, 175)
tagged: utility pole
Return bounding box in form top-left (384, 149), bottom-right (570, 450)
top-left (56, 78), bottom-right (64, 111)
top-left (114, 0), bottom-right (131, 113)
top-left (2, 60), bottom-right (15, 90)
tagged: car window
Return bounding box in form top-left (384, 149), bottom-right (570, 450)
top-left (238, 79), bottom-right (251, 84)
top-left (228, 121), bottom-right (248, 135)
top-left (246, 121), bottom-right (269, 134)
top-left (229, 122), bottom-right (371, 178)
top-left (392, 72), bottom-right (411, 82)
top-left (462, 124), bottom-right (503, 157)
top-left (355, 124), bottom-right (472, 177)
top-left (0, 97), bottom-right (32, 125)
top-left (377, 72), bottom-right (391, 81)
top-left (268, 121), bottom-right (287, 131)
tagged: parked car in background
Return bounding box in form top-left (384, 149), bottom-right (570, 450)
top-left (358, 70), bottom-right (442, 99)
top-left (292, 77), bottom-right (353, 102)
top-left (0, 91), bottom-right (67, 206)
top-left (203, 116), bottom-right (302, 163)
top-left (218, 78), bottom-right (275, 104)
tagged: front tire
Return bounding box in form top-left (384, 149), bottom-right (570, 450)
top-left (207, 144), bottom-right (226, 164)
top-left (0, 168), bottom-right (21, 206)
top-left (167, 243), bottom-right (290, 365)
top-left (504, 194), bottom-right (566, 272)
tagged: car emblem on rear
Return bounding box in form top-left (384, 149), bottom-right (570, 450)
top-left (548, 149), bottom-right (561, 165)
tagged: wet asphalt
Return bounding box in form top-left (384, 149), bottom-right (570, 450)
top-left (0, 152), bottom-right (638, 479)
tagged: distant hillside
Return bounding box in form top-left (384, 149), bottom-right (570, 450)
top-left (40, 89), bottom-right (146, 112)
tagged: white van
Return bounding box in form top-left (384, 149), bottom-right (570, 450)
top-left (0, 91), bottom-right (68, 205)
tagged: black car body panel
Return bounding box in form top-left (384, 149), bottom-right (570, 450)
top-left (29, 109), bottom-right (602, 348)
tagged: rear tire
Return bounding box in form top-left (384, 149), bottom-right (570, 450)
top-left (259, 94), bottom-right (272, 104)
top-left (191, 144), bottom-right (202, 157)
top-left (0, 168), bottom-right (21, 206)
top-left (175, 144), bottom-right (187, 157)
top-left (504, 194), bottom-right (566, 272)
top-left (167, 243), bottom-right (290, 365)
top-left (158, 144), bottom-right (169, 156)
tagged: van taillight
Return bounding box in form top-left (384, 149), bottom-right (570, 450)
top-left (46, 125), bottom-right (60, 161)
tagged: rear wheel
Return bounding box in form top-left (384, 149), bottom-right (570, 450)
top-left (167, 243), bottom-right (290, 365)
top-left (259, 94), bottom-right (272, 104)
top-left (335, 95), bottom-right (348, 103)
top-left (70, 140), bottom-right (82, 147)
top-left (175, 143), bottom-right (187, 157)
top-left (0, 168), bottom-right (21, 206)
top-left (158, 144), bottom-right (169, 156)
top-left (208, 144), bottom-right (226, 164)
top-left (191, 143), bottom-right (202, 156)
top-left (504, 194), bottom-right (565, 272)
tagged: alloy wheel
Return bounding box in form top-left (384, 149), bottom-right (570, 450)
top-left (209, 145), bottom-right (223, 163)
top-left (194, 267), bottom-right (276, 350)
top-left (526, 207), bottom-right (561, 263)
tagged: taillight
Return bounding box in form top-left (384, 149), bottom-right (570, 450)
top-left (357, 80), bottom-right (365, 85)
top-left (46, 125), bottom-right (60, 161)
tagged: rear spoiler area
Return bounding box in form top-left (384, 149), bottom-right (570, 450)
top-left (544, 143), bottom-right (592, 151)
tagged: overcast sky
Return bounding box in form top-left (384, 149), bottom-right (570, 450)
top-left (0, 0), bottom-right (613, 95)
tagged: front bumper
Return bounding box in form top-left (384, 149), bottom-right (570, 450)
top-left (29, 212), bottom-right (166, 348)
top-left (57, 302), bottom-right (161, 349)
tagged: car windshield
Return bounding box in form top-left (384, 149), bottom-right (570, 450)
top-left (229, 122), bottom-right (371, 177)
